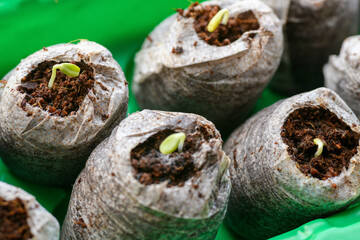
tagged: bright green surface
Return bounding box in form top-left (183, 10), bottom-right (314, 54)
top-left (271, 205), bottom-right (360, 240)
top-left (1, 0), bottom-right (360, 239)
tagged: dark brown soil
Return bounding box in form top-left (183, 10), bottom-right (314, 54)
top-left (0, 197), bottom-right (33, 240)
top-left (281, 106), bottom-right (360, 180)
top-left (178, 3), bottom-right (259, 46)
top-left (131, 125), bottom-right (215, 187)
top-left (18, 60), bottom-right (95, 117)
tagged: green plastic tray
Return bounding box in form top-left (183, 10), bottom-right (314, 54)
top-left (1, 0), bottom-right (360, 239)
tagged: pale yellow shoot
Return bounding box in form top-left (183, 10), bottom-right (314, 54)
top-left (314, 138), bottom-right (325, 158)
top-left (48, 63), bottom-right (80, 89)
top-left (207, 8), bottom-right (229, 33)
top-left (159, 132), bottom-right (186, 155)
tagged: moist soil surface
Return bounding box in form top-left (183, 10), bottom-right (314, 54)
top-left (281, 106), bottom-right (360, 180)
top-left (18, 60), bottom-right (95, 117)
top-left (178, 3), bottom-right (260, 46)
top-left (0, 197), bottom-right (33, 240)
top-left (131, 125), bottom-right (214, 187)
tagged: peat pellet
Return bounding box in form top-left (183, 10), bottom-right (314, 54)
top-left (255, 0), bottom-right (290, 24)
top-left (0, 40), bottom-right (128, 186)
top-left (0, 181), bottom-right (59, 240)
top-left (61, 110), bottom-right (231, 240)
top-left (133, 0), bottom-right (283, 133)
top-left (224, 88), bottom-right (360, 240)
top-left (270, 0), bottom-right (359, 95)
top-left (324, 36), bottom-right (360, 119)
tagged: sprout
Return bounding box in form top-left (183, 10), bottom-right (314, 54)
top-left (314, 138), bottom-right (325, 157)
top-left (207, 8), bottom-right (230, 33)
top-left (159, 132), bottom-right (186, 155)
top-left (48, 63), bottom-right (80, 89)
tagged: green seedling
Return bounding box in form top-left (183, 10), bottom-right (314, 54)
top-left (48, 63), bottom-right (80, 89)
top-left (207, 8), bottom-right (229, 33)
top-left (159, 132), bottom-right (186, 155)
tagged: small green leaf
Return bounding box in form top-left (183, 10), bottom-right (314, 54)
top-left (59, 63), bottom-right (80, 77)
top-left (48, 63), bottom-right (80, 89)
top-left (159, 132), bottom-right (186, 155)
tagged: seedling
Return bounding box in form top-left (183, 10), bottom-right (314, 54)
top-left (48, 63), bottom-right (80, 89)
top-left (314, 138), bottom-right (325, 157)
top-left (207, 8), bottom-right (229, 33)
top-left (159, 132), bottom-right (186, 154)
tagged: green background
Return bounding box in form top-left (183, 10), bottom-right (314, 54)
top-left (0, 0), bottom-right (360, 239)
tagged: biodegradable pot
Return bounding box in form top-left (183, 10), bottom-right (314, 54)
top-left (224, 88), bottom-right (360, 240)
top-left (324, 36), bottom-right (360, 119)
top-left (0, 181), bottom-right (59, 240)
top-left (61, 110), bottom-right (231, 240)
top-left (133, 0), bottom-right (283, 133)
top-left (270, 0), bottom-right (359, 95)
top-left (0, 40), bottom-right (128, 186)
top-left (255, 0), bottom-right (290, 24)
